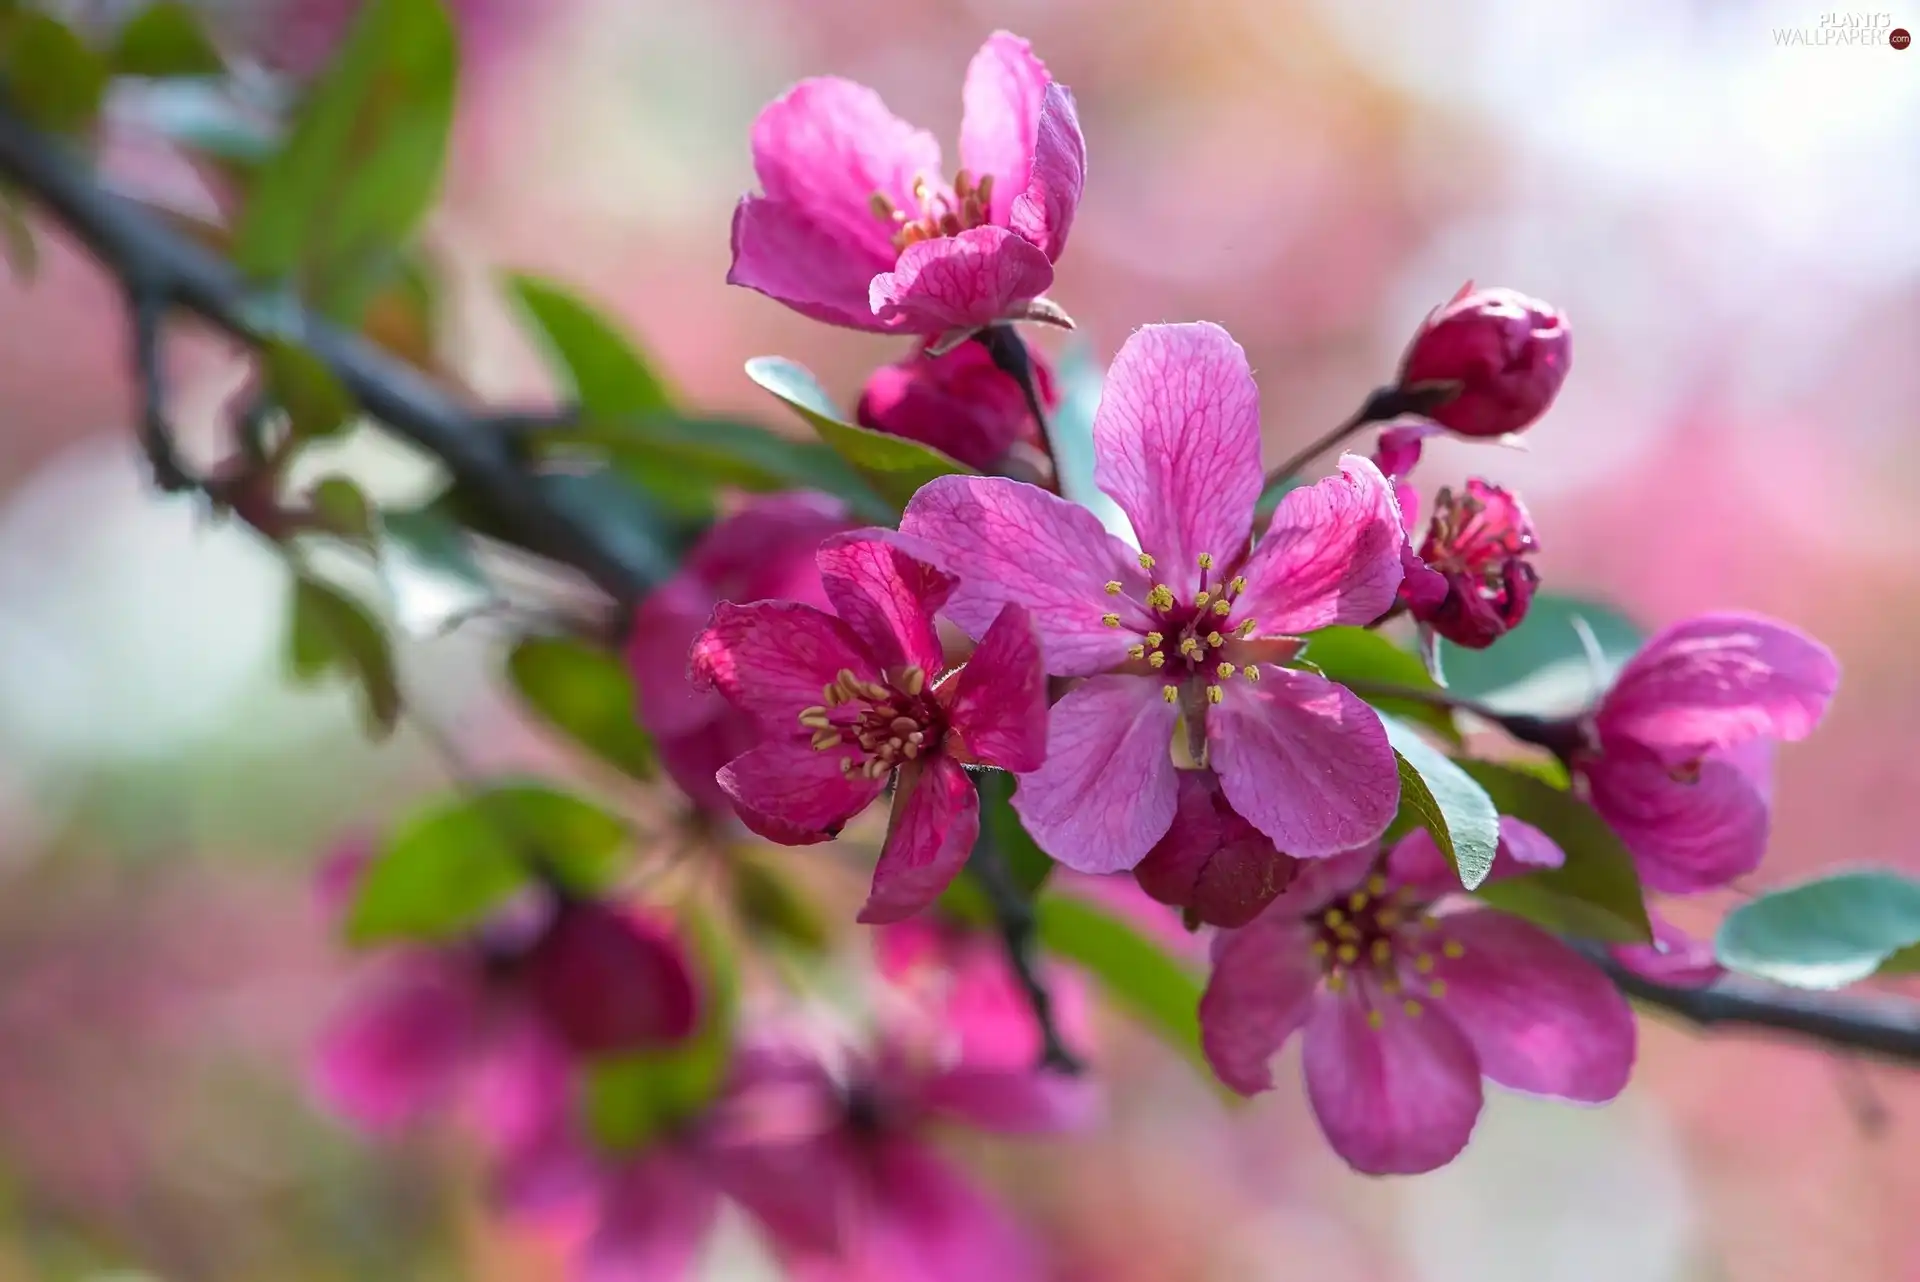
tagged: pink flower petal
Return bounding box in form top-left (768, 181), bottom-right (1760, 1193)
top-left (944, 604), bottom-right (1048, 772)
top-left (1301, 984), bottom-right (1484, 1175)
top-left (869, 225), bottom-right (1055, 334)
top-left (1262, 846), bottom-right (1383, 915)
top-left (1599, 613), bottom-right (1839, 760)
top-left (526, 903), bottom-right (699, 1055)
top-left (728, 195), bottom-right (893, 331)
top-left (900, 474), bottom-right (1150, 675)
top-left (1135, 769), bottom-right (1299, 928)
top-left (856, 342), bottom-right (1045, 470)
top-left (692, 600), bottom-right (878, 729)
top-left (1199, 914), bottom-right (1321, 1094)
top-left (312, 956), bottom-right (482, 1133)
top-left (1233, 455), bottom-right (1406, 634)
top-left (959, 31), bottom-right (1049, 228)
top-left (1427, 908), bottom-right (1636, 1102)
top-left (1608, 909), bottom-right (1725, 988)
top-left (859, 755), bottom-right (981, 924)
top-left (1093, 323), bottom-right (1263, 593)
top-left (1008, 83), bottom-right (1084, 262)
top-left (816, 531), bottom-right (953, 676)
top-left (580, 1152), bottom-right (721, 1282)
top-left (658, 714), bottom-right (758, 814)
top-left (718, 738), bottom-right (886, 844)
top-left (1209, 666), bottom-right (1399, 858)
top-left (1387, 816), bottom-right (1564, 901)
top-left (1011, 675), bottom-right (1180, 873)
top-left (1584, 744), bottom-right (1771, 893)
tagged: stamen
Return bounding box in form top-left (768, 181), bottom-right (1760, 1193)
top-left (1104, 580), bottom-right (1123, 595)
top-left (1371, 939), bottom-right (1393, 964)
top-left (1179, 638), bottom-right (1204, 659)
top-left (1206, 685), bottom-right (1223, 704)
top-left (1144, 632), bottom-right (1164, 647)
top-left (868, 192), bottom-right (898, 221)
top-left (1366, 875), bottom-right (1388, 896)
top-left (1237, 619), bottom-right (1259, 638)
top-left (1138, 552), bottom-right (1156, 570)
top-left (822, 682), bottom-right (841, 704)
top-left (1216, 662), bottom-right (1236, 679)
top-left (1375, 908), bottom-right (1400, 929)
top-left (890, 716), bottom-right (919, 736)
top-left (1380, 976), bottom-right (1402, 995)
top-left (798, 709), bottom-right (833, 730)
top-left (1211, 599), bottom-right (1232, 616)
top-left (1326, 971), bottom-right (1347, 993)
top-left (902, 742), bottom-right (921, 759)
top-left (1102, 613), bottom-right (1121, 628)
top-left (975, 173), bottom-right (994, 208)
top-left (1336, 943), bottom-right (1358, 964)
top-left (1310, 939), bottom-right (1330, 957)
top-left (1367, 1009), bottom-right (1385, 1029)
top-left (1323, 909), bottom-right (1346, 927)
top-left (1348, 890), bottom-right (1369, 911)
top-left (1427, 980), bottom-right (1447, 998)
top-left (1162, 685), bottom-right (1180, 703)
top-left (1148, 652), bottom-right (1167, 669)
top-left (1402, 1000), bottom-right (1424, 1018)
top-left (810, 729), bottom-right (841, 751)
top-left (1442, 940), bottom-right (1466, 959)
top-left (1197, 552), bottom-right (1214, 569)
top-left (1207, 631), bottom-right (1224, 647)
top-left (1243, 666), bottom-right (1262, 682)
top-left (1229, 576), bottom-right (1247, 594)
top-left (899, 666), bottom-right (926, 696)
top-left (1194, 591), bottom-right (1211, 608)
top-left (1146, 585), bottom-right (1176, 612)
top-left (1413, 953), bottom-right (1435, 973)
top-left (1127, 644), bottom-right (1147, 660)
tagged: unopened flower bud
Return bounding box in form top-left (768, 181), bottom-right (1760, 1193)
top-left (1403, 479), bottom-right (1540, 649)
top-left (526, 900), bottom-right (699, 1056)
top-left (857, 341), bottom-right (1055, 472)
top-left (1134, 771), bottom-right (1300, 929)
top-left (1398, 285), bottom-right (1570, 438)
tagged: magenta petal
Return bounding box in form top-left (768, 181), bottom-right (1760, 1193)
top-left (1584, 746), bottom-right (1770, 893)
top-left (1011, 675), bottom-right (1179, 873)
top-left (816, 531), bottom-right (953, 676)
top-left (1008, 83), bottom-right (1084, 261)
top-left (1135, 769), bottom-right (1299, 928)
top-left (900, 474), bottom-right (1149, 675)
top-left (959, 31), bottom-right (1049, 228)
top-left (580, 1152), bottom-right (721, 1282)
top-left (869, 225), bottom-right (1055, 334)
top-left (312, 957), bottom-right (481, 1133)
top-left (691, 600), bottom-right (877, 728)
top-left (1429, 908), bottom-right (1636, 1103)
top-left (658, 715), bottom-right (758, 814)
top-left (1210, 666), bottom-right (1399, 858)
top-left (728, 196), bottom-right (893, 331)
top-left (835, 1138), bottom-right (1044, 1282)
top-left (860, 756), bottom-right (981, 924)
top-left (1092, 323), bottom-right (1263, 589)
top-left (527, 903), bottom-right (699, 1056)
top-left (1301, 986), bottom-right (1484, 1176)
top-left (1608, 909), bottom-right (1725, 988)
top-left (719, 738), bottom-right (886, 844)
top-left (1599, 613), bottom-right (1839, 759)
top-left (1199, 915), bottom-right (1321, 1095)
top-left (1234, 455), bottom-right (1406, 633)
top-left (945, 604), bottom-right (1049, 771)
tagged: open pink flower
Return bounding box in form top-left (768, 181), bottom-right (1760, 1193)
top-left (691, 532), bottom-right (1047, 923)
top-left (1133, 768), bottom-right (1302, 928)
top-left (1200, 821), bottom-right (1635, 1175)
top-left (728, 31), bottom-right (1085, 342)
top-left (627, 495), bottom-right (853, 813)
top-left (858, 340), bottom-right (1055, 471)
top-left (1573, 613), bottom-right (1839, 893)
top-left (1400, 479), bottom-right (1540, 649)
top-left (900, 322), bottom-right (1406, 872)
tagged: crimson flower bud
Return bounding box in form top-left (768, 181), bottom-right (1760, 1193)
top-left (1134, 771), bottom-right (1300, 929)
top-left (1398, 285), bottom-right (1570, 438)
top-left (1403, 479), bottom-right (1540, 649)
top-left (856, 342), bottom-right (1055, 472)
top-left (526, 900), bottom-right (699, 1056)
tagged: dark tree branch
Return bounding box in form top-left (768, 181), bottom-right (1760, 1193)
top-left (977, 324), bottom-right (1057, 482)
top-left (965, 821), bottom-right (1083, 1075)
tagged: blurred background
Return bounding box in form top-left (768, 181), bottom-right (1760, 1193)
top-left (1, 0), bottom-right (1917, 1278)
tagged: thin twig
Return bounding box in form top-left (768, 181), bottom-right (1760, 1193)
top-left (1261, 383), bottom-right (1456, 491)
top-left (965, 805), bottom-right (1083, 1075)
top-left (977, 325), bottom-right (1058, 485)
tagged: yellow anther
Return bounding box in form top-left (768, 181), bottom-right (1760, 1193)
top-left (1442, 940), bottom-right (1466, 959)
top-left (1148, 652), bottom-right (1167, 669)
top-left (1244, 666), bottom-right (1262, 683)
top-left (1138, 552), bottom-right (1156, 570)
top-left (1371, 939), bottom-right (1393, 964)
top-left (899, 666), bottom-right (926, 696)
top-left (1403, 999), bottom-right (1425, 1018)
top-left (1428, 980), bottom-right (1448, 998)
top-left (1229, 576), bottom-right (1247, 594)
top-left (889, 716), bottom-right (919, 736)
top-left (1413, 953), bottom-right (1435, 974)
top-left (1212, 599), bottom-right (1232, 616)
top-left (1104, 580), bottom-right (1123, 595)
top-left (1197, 552), bottom-right (1214, 569)
top-left (1206, 631), bottom-right (1224, 647)
top-left (798, 708), bottom-right (833, 730)
top-left (822, 682), bottom-right (841, 704)
top-left (1348, 890), bottom-right (1369, 911)
top-left (1336, 943), bottom-right (1358, 964)
top-left (1147, 585), bottom-right (1176, 611)
top-left (1179, 637), bottom-right (1203, 658)
top-left (1207, 685), bottom-right (1224, 704)
top-left (868, 191), bottom-right (898, 220)
top-left (1237, 618), bottom-right (1259, 638)
top-left (1194, 591), bottom-right (1211, 608)
top-left (1216, 662), bottom-right (1236, 679)
top-left (1101, 613), bottom-right (1121, 628)
top-left (1326, 971), bottom-right (1347, 993)
top-left (1310, 939), bottom-right (1330, 958)
top-left (810, 729), bottom-right (842, 751)
top-left (1367, 875), bottom-right (1389, 896)
top-left (1376, 908), bottom-right (1400, 930)
top-left (1367, 1009), bottom-right (1385, 1030)
top-left (1334, 923), bottom-right (1361, 941)
top-left (1127, 643), bottom-right (1147, 660)
top-left (1380, 976), bottom-right (1402, 996)
top-left (1162, 685), bottom-right (1180, 704)
top-left (1144, 632), bottom-right (1164, 647)
top-left (1323, 908), bottom-right (1346, 927)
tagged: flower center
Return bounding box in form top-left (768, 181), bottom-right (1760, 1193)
top-left (796, 665), bottom-right (941, 780)
top-left (1099, 551), bottom-right (1301, 704)
top-left (1420, 485), bottom-right (1537, 579)
top-left (870, 171), bottom-right (995, 253)
top-left (1309, 876), bottom-right (1466, 1029)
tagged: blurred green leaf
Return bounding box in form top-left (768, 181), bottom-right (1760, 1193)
top-left (232, 0), bottom-right (455, 319)
top-left (287, 573), bottom-right (401, 737)
top-left (360, 249), bottom-right (440, 365)
top-left (311, 474), bottom-right (375, 542)
top-left (1715, 869), bottom-right (1920, 989)
top-left (1460, 760), bottom-right (1652, 943)
top-left (507, 635), bottom-right (656, 781)
top-left (7, 14), bottom-right (109, 134)
top-left (1301, 626), bottom-right (1459, 744)
top-left (1050, 342), bottom-right (1131, 535)
top-left (0, 182), bottom-right (36, 283)
top-left (1253, 474), bottom-right (1309, 523)
top-left (1439, 593), bottom-right (1645, 717)
top-left (378, 504), bottom-right (495, 636)
top-left (1036, 892), bottom-right (1202, 1066)
top-left (729, 852), bottom-right (829, 954)
top-left (111, 2), bottom-right (223, 77)
top-left (746, 356), bottom-right (975, 510)
top-left (978, 770), bottom-right (1053, 897)
top-left (264, 339), bottom-right (354, 439)
top-left (1380, 718), bottom-right (1498, 889)
top-left (507, 273), bottom-right (672, 413)
top-left (347, 782), bottom-right (630, 944)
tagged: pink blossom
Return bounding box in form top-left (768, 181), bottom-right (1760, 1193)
top-left (1573, 613), bottom-right (1840, 893)
top-left (857, 341), bottom-right (1055, 471)
top-left (1401, 479), bottom-right (1541, 649)
top-left (900, 322), bottom-right (1406, 872)
top-left (1398, 284), bottom-right (1571, 439)
top-left (1133, 769), bottom-right (1301, 928)
top-left (525, 901), bottom-right (700, 1057)
top-left (1607, 910), bottom-right (1724, 988)
top-left (691, 533), bottom-right (1047, 923)
top-left (627, 495), bottom-right (853, 813)
top-left (1200, 821), bottom-right (1635, 1175)
top-left (727, 31), bottom-right (1084, 341)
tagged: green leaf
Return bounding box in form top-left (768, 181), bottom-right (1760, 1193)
top-left (232, 0), bottom-right (456, 319)
top-left (0, 182), bottom-right (36, 283)
top-left (1715, 869), bottom-right (1920, 989)
top-left (7, 14), bottom-right (109, 134)
top-left (1253, 473), bottom-right (1309, 523)
top-left (1439, 594), bottom-right (1645, 717)
top-left (1300, 626), bottom-right (1459, 744)
top-left (507, 274), bottom-right (672, 414)
top-left (729, 852), bottom-right (829, 954)
top-left (346, 782), bottom-right (630, 944)
top-left (977, 770), bottom-right (1054, 897)
top-left (378, 504), bottom-right (495, 637)
top-left (746, 356), bottom-right (975, 510)
top-left (287, 574), bottom-right (401, 737)
top-left (311, 474), bottom-right (375, 542)
top-left (1036, 892), bottom-right (1203, 1066)
top-left (507, 635), bottom-right (656, 781)
top-left (111, 2), bottom-right (223, 77)
top-left (1380, 717), bottom-right (1499, 889)
top-left (264, 340), bottom-right (354, 439)
top-left (1459, 760), bottom-right (1652, 943)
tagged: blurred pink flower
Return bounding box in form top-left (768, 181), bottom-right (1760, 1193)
top-left (1398, 284), bottom-right (1571, 439)
top-left (1608, 910), bottom-right (1725, 988)
top-left (1200, 822), bottom-right (1634, 1175)
top-left (900, 322), bottom-right (1405, 872)
top-left (692, 533), bottom-right (1047, 923)
top-left (627, 494), bottom-right (853, 813)
top-left (1575, 613), bottom-right (1840, 893)
top-left (857, 341), bottom-right (1054, 471)
top-left (225, 0), bottom-right (531, 79)
top-left (728, 31), bottom-right (1084, 341)
top-left (525, 900), bottom-right (700, 1057)
top-left (1133, 768), bottom-right (1301, 928)
top-left (1400, 479), bottom-right (1541, 650)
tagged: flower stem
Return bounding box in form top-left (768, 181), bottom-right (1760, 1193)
top-left (1339, 676), bottom-right (1507, 725)
top-left (964, 803), bottom-right (1083, 1075)
top-left (1261, 382), bottom-right (1456, 491)
top-left (977, 325), bottom-right (1058, 487)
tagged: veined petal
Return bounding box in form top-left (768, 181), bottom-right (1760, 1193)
top-left (900, 474), bottom-right (1150, 675)
top-left (718, 739), bottom-right (886, 844)
top-left (1427, 908), bottom-right (1635, 1103)
top-left (860, 756), bottom-right (981, 924)
top-left (580, 1152), bottom-right (722, 1282)
top-left (1599, 612), bottom-right (1839, 759)
top-left (1584, 745), bottom-right (1770, 893)
top-left (1008, 83), bottom-right (1085, 261)
top-left (816, 531), bottom-right (953, 676)
top-left (1210, 666), bottom-right (1399, 859)
top-left (1011, 675), bottom-right (1179, 873)
top-left (1135, 769), bottom-right (1299, 928)
top-left (1233, 455), bottom-right (1405, 633)
top-left (870, 225), bottom-right (1055, 334)
top-left (944, 603), bottom-right (1049, 772)
top-left (728, 196), bottom-right (893, 331)
top-left (1199, 914), bottom-right (1321, 1095)
top-left (959, 31), bottom-right (1049, 228)
top-left (691, 600), bottom-right (878, 728)
top-left (1093, 323), bottom-right (1263, 594)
